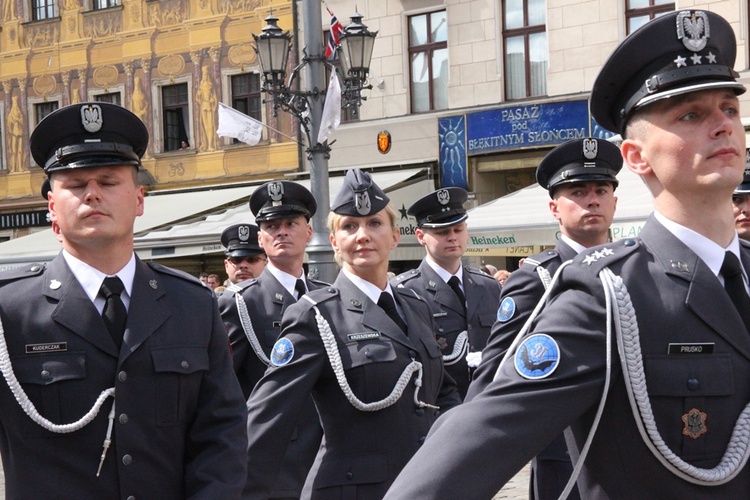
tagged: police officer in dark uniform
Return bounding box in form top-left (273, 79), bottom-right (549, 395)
top-left (244, 169), bottom-right (460, 499)
top-left (221, 223), bottom-right (267, 285)
top-left (219, 181), bottom-right (325, 499)
top-left (386, 10), bottom-right (750, 498)
top-left (0, 102), bottom-right (247, 498)
top-left (466, 137), bottom-right (621, 499)
top-left (732, 167), bottom-right (750, 241)
top-left (394, 187), bottom-right (501, 399)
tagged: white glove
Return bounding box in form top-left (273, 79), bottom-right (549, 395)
top-left (465, 351), bottom-right (482, 368)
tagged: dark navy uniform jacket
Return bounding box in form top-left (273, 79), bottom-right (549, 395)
top-left (0, 254), bottom-right (247, 499)
top-left (467, 239), bottom-right (577, 399)
top-left (245, 271), bottom-right (461, 499)
top-left (394, 261), bottom-right (501, 398)
top-left (385, 215), bottom-right (750, 498)
top-left (219, 265), bottom-right (326, 499)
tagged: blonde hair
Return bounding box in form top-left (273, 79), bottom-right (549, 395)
top-left (327, 204), bottom-right (399, 266)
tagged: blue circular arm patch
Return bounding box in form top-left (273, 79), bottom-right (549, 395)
top-left (514, 334), bottom-right (560, 380)
top-left (271, 338), bottom-right (295, 366)
top-left (497, 297), bottom-right (516, 322)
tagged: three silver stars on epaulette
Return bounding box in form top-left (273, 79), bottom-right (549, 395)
top-left (583, 247), bottom-right (614, 265)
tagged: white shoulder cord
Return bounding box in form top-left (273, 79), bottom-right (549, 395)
top-left (488, 260), bottom-right (613, 500)
top-left (234, 291), bottom-right (271, 366)
top-left (0, 316), bottom-right (116, 475)
top-left (442, 330), bottom-right (468, 365)
top-left (535, 265), bottom-right (553, 291)
top-left (601, 267), bottom-right (750, 485)
top-left (303, 296), bottom-right (438, 412)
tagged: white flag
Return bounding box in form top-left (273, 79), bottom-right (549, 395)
top-left (217, 102), bottom-right (263, 146)
top-left (317, 69), bottom-right (342, 144)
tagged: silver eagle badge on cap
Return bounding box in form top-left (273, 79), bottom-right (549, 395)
top-left (268, 181), bottom-right (284, 206)
top-left (582, 138), bottom-right (598, 160)
top-left (355, 191), bottom-right (371, 215)
top-left (677, 11), bottom-right (710, 52)
top-left (80, 104), bottom-right (103, 133)
top-left (238, 225), bottom-right (250, 241)
top-left (436, 189), bottom-right (450, 205)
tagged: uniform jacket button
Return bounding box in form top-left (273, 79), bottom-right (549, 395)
top-left (118, 371), bottom-right (127, 382)
top-left (415, 408), bottom-right (424, 416)
top-left (419, 436), bottom-right (426, 444)
top-left (122, 454), bottom-right (133, 466)
top-left (408, 350), bottom-right (417, 358)
top-left (40, 370), bottom-right (51, 380)
top-left (127, 496), bottom-right (135, 500)
top-left (119, 413), bottom-right (129, 425)
top-left (687, 378), bottom-right (700, 391)
top-left (181, 360), bottom-right (189, 369)
top-left (346, 471), bottom-right (353, 480)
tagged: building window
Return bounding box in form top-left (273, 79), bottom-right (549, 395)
top-left (408, 10), bottom-right (448, 113)
top-left (32, 0), bottom-right (57, 21)
top-left (230, 73), bottom-right (261, 122)
top-left (94, 92), bottom-right (122, 105)
top-left (92, 0), bottom-right (119, 9)
top-left (34, 101), bottom-right (58, 125)
top-left (503, 0), bottom-right (547, 100)
top-left (161, 83), bottom-right (189, 152)
top-left (626, 0), bottom-right (674, 33)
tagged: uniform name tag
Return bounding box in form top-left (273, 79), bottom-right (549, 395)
top-left (433, 312), bottom-right (448, 318)
top-left (667, 343), bottom-right (714, 355)
top-left (348, 332), bottom-right (381, 342)
top-left (25, 342), bottom-right (67, 354)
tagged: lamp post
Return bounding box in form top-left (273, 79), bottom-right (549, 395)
top-left (253, 2), bottom-right (376, 284)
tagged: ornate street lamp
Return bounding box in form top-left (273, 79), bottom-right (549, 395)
top-left (337, 10), bottom-right (377, 109)
top-left (252, 5), bottom-right (377, 284)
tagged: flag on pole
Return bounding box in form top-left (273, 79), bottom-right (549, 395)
top-left (216, 102), bottom-right (263, 146)
top-left (317, 69), bottom-right (342, 144)
top-left (324, 5), bottom-right (344, 60)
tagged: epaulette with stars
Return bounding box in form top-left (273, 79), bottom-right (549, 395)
top-left (393, 268), bottom-right (421, 284)
top-left (575, 238), bottom-right (641, 273)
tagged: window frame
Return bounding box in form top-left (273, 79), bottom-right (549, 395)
top-left (31, 0), bottom-right (57, 21)
top-left (625, 0), bottom-right (675, 34)
top-left (150, 74), bottom-right (193, 155)
top-left (407, 9), bottom-right (449, 114)
top-left (502, 0), bottom-right (547, 100)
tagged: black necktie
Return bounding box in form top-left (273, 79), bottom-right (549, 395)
top-left (720, 251), bottom-right (750, 331)
top-left (99, 276), bottom-right (127, 349)
top-left (448, 275), bottom-right (466, 314)
top-left (294, 279), bottom-right (307, 299)
top-left (378, 292), bottom-right (407, 333)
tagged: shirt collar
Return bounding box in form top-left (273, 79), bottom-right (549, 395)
top-left (654, 211), bottom-right (744, 279)
top-left (342, 267), bottom-right (395, 305)
top-left (559, 233), bottom-right (587, 255)
top-left (425, 255), bottom-right (463, 285)
top-left (266, 262), bottom-right (305, 297)
top-left (62, 250), bottom-right (136, 309)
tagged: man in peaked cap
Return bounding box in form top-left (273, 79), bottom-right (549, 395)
top-left (393, 187), bottom-right (501, 400)
top-left (732, 161), bottom-right (750, 241)
top-left (0, 102), bottom-right (247, 498)
top-left (219, 179), bottom-right (326, 498)
top-left (464, 137), bottom-right (620, 500)
top-left (386, 10), bottom-right (750, 498)
top-left (221, 223), bottom-right (266, 285)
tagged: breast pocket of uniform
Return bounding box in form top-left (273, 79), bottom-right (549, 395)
top-left (645, 353), bottom-right (733, 458)
top-left (12, 352), bottom-right (86, 437)
top-left (341, 338), bottom-right (397, 402)
top-left (151, 347), bottom-right (209, 426)
top-left (478, 312), bottom-right (496, 328)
